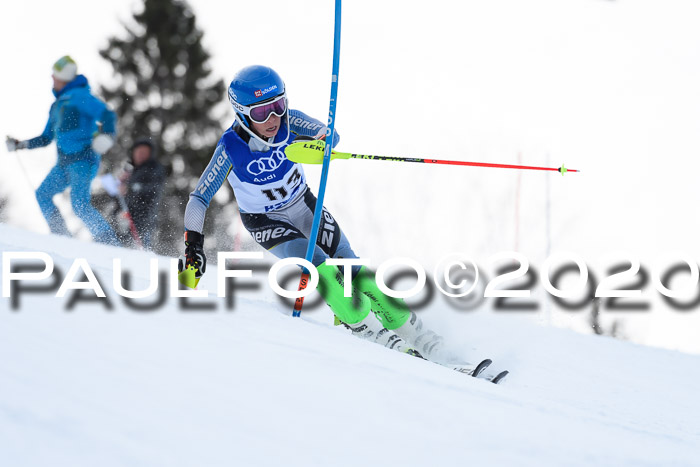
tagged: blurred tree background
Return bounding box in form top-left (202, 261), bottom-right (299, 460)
top-left (97, 0), bottom-right (237, 256)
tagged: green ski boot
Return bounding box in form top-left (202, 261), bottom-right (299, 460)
top-left (317, 262), bottom-right (422, 357)
top-left (352, 266), bottom-right (444, 358)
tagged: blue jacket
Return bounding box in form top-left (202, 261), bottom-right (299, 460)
top-left (27, 75), bottom-right (116, 164)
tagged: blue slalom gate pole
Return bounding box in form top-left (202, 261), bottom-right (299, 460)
top-left (293, 0), bottom-right (342, 317)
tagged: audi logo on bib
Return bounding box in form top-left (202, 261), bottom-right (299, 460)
top-left (247, 148), bottom-right (287, 176)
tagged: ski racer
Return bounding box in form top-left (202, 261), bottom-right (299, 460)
top-left (180, 65), bottom-right (444, 358)
top-left (5, 56), bottom-right (120, 246)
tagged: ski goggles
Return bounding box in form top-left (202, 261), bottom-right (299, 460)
top-left (242, 94), bottom-right (287, 124)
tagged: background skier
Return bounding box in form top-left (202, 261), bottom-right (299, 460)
top-left (5, 56), bottom-right (120, 245)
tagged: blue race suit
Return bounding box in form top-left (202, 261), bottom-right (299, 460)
top-left (26, 75), bottom-right (119, 245)
top-left (184, 109), bottom-right (360, 270)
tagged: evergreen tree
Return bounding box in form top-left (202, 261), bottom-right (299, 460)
top-left (99, 0), bottom-right (227, 255)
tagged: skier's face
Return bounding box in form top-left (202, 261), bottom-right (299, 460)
top-left (52, 76), bottom-right (67, 92)
top-left (250, 113), bottom-right (281, 140)
top-left (132, 145), bottom-right (152, 166)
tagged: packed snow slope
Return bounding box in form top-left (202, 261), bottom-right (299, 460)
top-left (1, 224), bottom-right (699, 467)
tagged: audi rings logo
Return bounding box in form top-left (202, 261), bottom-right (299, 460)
top-left (247, 149), bottom-right (287, 176)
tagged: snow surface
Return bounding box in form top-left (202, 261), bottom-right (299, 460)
top-left (1, 224), bottom-right (699, 467)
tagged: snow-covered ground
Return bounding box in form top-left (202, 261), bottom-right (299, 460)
top-left (1, 224), bottom-right (699, 466)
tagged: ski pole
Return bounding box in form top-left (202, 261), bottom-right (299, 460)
top-left (285, 140), bottom-right (579, 175)
top-left (99, 173), bottom-right (143, 249)
top-left (293, 0), bottom-right (343, 317)
top-left (115, 193), bottom-right (144, 249)
top-left (14, 155), bottom-right (35, 189)
top-left (5, 137), bottom-right (36, 189)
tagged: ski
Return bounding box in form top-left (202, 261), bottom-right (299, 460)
top-left (488, 370), bottom-right (509, 384)
top-left (442, 359), bottom-right (509, 384)
top-left (448, 358), bottom-right (492, 378)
